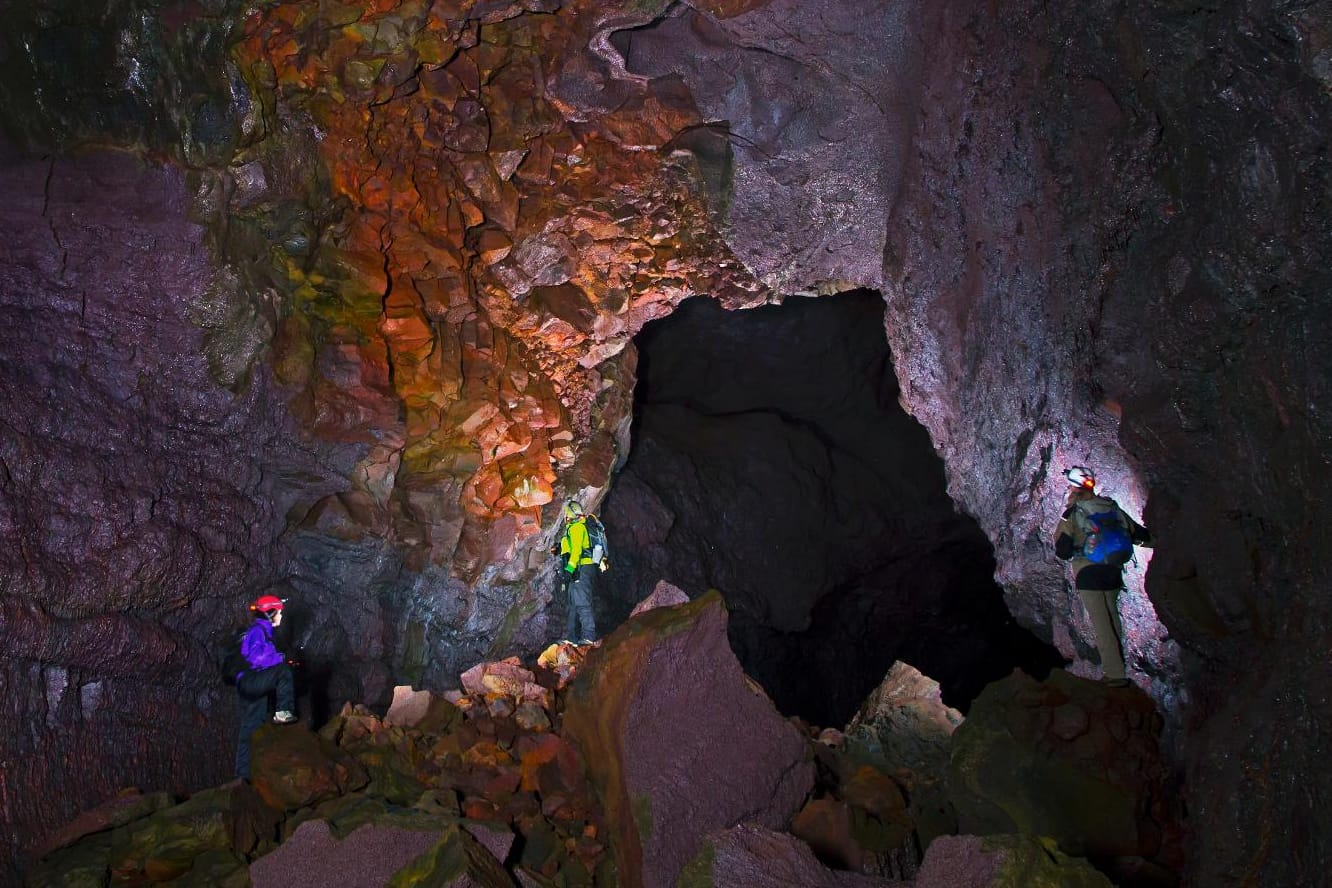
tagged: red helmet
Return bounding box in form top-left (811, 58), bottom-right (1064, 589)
top-left (250, 595), bottom-right (285, 614)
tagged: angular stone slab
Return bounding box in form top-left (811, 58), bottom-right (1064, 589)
top-left (562, 592), bottom-right (814, 888)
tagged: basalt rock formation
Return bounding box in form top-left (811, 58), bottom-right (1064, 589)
top-left (1, 0), bottom-right (1330, 884)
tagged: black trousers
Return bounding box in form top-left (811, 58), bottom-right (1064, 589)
top-left (566, 564), bottom-right (597, 642)
top-left (235, 663), bottom-right (294, 778)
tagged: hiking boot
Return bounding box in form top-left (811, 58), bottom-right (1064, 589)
top-left (272, 710), bottom-right (298, 724)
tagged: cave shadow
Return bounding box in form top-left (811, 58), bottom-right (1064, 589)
top-left (600, 290), bottom-right (1065, 727)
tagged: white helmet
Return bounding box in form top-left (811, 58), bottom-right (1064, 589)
top-left (1065, 466), bottom-right (1096, 490)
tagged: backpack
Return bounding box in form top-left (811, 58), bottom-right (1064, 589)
top-left (586, 514), bottom-right (610, 566)
top-left (218, 628), bottom-right (250, 685)
top-left (1074, 498), bottom-right (1134, 566)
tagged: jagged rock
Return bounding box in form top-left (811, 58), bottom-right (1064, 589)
top-left (628, 579), bottom-right (691, 617)
top-left (562, 592), bottom-right (814, 888)
top-left (106, 782), bottom-right (280, 882)
top-left (948, 670), bottom-right (1180, 865)
top-left (845, 662), bottom-right (964, 777)
top-left (166, 849), bottom-right (251, 888)
top-left (29, 788), bottom-right (172, 860)
top-left (915, 834), bottom-right (1112, 888)
top-left (460, 658), bottom-right (552, 709)
top-left (250, 725), bottom-right (369, 812)
top-left (386, 686), bottom-right (437, 728)
top-left (385, 822), bottom-right (517, 887)
top-left (678, 823), bottom-right (903, 887)
top-left (535, 641), bottom-right (593, 690)
top-left (836, 662), bottom-right (963, 853)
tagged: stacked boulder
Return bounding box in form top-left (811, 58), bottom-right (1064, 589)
top-left (25, 587), bottom-right (1180, 887)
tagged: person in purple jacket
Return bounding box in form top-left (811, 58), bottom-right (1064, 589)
top-left (235, 594), bottom-right (297, 779)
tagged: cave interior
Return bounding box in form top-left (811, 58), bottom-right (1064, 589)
top-left (1, 0), bottom-right (1330, 884)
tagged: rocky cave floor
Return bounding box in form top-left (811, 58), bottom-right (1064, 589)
top-left (25, 584), bottom-right (1181, 888)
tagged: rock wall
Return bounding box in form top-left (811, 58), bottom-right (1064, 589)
top-left (1, 0), bottom-right (1329, 883)
top-left (877, 1), bottom-right (1332, 884)
top-left (0, 146), bottom-right (336, 874)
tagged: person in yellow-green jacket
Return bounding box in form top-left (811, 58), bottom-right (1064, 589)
top-left (557, 500), bottom-right (602, 643)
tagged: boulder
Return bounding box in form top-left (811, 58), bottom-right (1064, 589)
top-left (844, 661), bottom-right (963, 778)
top-left (948, 670), bottom-right (1180, 864)
top-left (251, 724), bottom-right (369, 812)
top-left (249, 818), bottom-right (449, 888)
top-left (628, 580), bottom-right (691, 617)
top-left (534, 641), bottom-right (593, 690)
top-left (915, 834), bottom-right (1112, 888)
top-left (385, 686), bottom-right (436, 728)
top-left (678, 823), bottom-right (903, 887)
top-left (562, 592), bottom-right (814, 888)
top-left (29, 788), bottom-right (172, 860)
top-left (107, 782), bottom-right (280, 882)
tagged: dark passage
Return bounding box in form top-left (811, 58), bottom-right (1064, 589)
top-left (600, 292), bottom-right (1062, 727)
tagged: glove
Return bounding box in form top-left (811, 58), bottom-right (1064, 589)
top-left (599, 558), bottom-right (609, 572)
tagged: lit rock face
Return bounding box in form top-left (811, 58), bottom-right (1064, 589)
top-left (872, 2), bottom-right (1332, 884)
top-left (0, 147), bottom-right (336, 875)
top-left (601, 292), bottom-right (1062, 726)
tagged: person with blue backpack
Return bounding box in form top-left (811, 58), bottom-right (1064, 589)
top-left (554, 500), bottom-right (609, 644)
top-left (1054, 466), bottom-right (1153, 687)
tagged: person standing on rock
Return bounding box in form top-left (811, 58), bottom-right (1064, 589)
top-left (234, 595), bottom-right (298, 779)
top-left (1053, 466), bottom-right (1153, 688)
top-left (557, 500), bottom-right (603, 644)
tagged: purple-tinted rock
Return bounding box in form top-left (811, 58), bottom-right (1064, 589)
top-left (562, 592), bottom-right (814, 888)
top-left (628, 579), bottom-right (690, 617)
top-left (680, 823), bottom-right (903, 888)
top-left (915, 835), bottom-right (1112, 888)
top-left (249, 819), bottom-right (442, 888)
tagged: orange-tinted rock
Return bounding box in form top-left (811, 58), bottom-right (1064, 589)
top-left (792, 798), bottom-right (862, 872)
top-left (231, 0), bottom-right (766, 586)
top-left (250, 726), bottom-right (369, 812)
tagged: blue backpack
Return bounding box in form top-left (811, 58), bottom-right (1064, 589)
top-left (1076, 499), bottom-right (1134, 566)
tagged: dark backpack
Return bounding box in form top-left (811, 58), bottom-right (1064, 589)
top-left (218, 628), bottom-right (249, 685)
top-left (586, 514), bottom-right (610, 565)
top-left (1076, 500), bottom-right (1134, 566)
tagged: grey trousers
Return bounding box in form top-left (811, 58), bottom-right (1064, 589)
top-left (1079, 587), bottom-right (1126, 681)
top-left (566, 565), bottom-right (597, 643)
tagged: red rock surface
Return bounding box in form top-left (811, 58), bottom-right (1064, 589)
top-left (561, 592), bottom-right (813, 888)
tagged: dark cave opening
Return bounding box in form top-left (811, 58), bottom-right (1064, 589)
top-left (599, 291), bottom-right (1064, 727)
